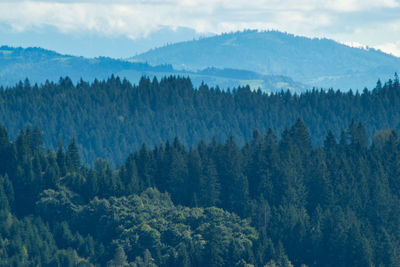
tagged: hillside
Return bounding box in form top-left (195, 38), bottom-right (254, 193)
top-left (2, 121), bottom-right (400, 266)
top-left (131, 30), bottom-right (400, 90)
top-left (0, 75), bottom-right (399, 165)
top-left (0, 46), bottom-right (305, 92)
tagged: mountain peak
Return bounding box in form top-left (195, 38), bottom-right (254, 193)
top-left (132, 30), bottom-right (400, 90)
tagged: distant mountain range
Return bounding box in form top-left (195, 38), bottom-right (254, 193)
top-left (0, 45), bottom-right (306, 92)
top-left (0, 24), bottom-right (206, 58)
top-left (131, 30), bottom-right (400, 90)
top-left (2, 30), bottom-right (399, 91)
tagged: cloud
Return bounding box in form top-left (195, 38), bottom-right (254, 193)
top-left (375, 41), bottom-right (400, 57)
top-left (321, 0), bottom-right (399, 12)
top-left (0, 0), bottom-right (399, 55)
top-left (0, 2), bottom-right (167, 38)
top-left (0, 1), bottom-right (338, 35)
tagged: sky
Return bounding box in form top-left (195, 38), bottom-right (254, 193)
top-left (0, 0), bottom-right (399, 57)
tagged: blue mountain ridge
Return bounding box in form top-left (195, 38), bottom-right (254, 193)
top-left (131, 30), bottom-right (400, 90)
top-left (0, 45), bottom-right (305, 92)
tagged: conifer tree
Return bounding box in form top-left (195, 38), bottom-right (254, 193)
top-left (66, 139), bottom-right (80, 173)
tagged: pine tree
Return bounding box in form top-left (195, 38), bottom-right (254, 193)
top-left (0, 126), bottom-right (11, 175)
top-left (57, 141), bottom-right (67, 177)
top-left (199, 158), bottom-right (220, 207)
top-left (66, 139), bottom-right (80, 173)
top-left (120, 154), bottom-right (140, 195)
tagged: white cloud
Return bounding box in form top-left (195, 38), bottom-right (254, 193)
top-left (321, 0), bottom-right (399, 12)
top-left (375, 41), bottom-right (400, 57)
top-left (0, 2), bottom-right (167, 37)
top-left (0, 1), bottom-right (338, 35)
top-left (341, 41), bottom-right (369, 49)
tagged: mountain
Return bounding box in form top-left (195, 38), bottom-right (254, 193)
top-left (131, 30), bottom-right (400, 90)
top-left (0, 45), bottom-right (172, 85)
top-left (0, 45), bottom-right (305, 92)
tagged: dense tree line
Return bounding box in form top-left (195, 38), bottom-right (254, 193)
top-left (0, 126), bottom-right (258, 266)
top-left (0, 74), bottom-right (399, 164)
top-left (2, 120), bottom-right (400, 266)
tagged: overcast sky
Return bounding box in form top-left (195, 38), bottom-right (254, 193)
top-left (0, 0), bottom-right (399, 57)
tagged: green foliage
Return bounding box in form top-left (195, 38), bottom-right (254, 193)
top-left (1, 77), bottom-right (400, 265)
top-left (0, 75), bottom-right (399, 166)
top-left (36, 188), bottom-right (258, 266)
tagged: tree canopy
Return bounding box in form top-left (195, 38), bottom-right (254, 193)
top-left (0, 75), bottom-right (399, 165)
top-left (1, 119), bottom-right (400, 266)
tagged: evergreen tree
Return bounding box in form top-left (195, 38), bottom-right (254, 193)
top-left (66, 139), bottom-right (80, 172)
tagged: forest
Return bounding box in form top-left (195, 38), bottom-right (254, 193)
top-left (2, 116), bottom-right (400, 266)
top-left (0, 74), bottom-right (399, 165)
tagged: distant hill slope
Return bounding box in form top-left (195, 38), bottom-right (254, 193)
top-left (0, 45), bottom-right (305, 92)
top-left (131, 30), bottom-right (400, 90)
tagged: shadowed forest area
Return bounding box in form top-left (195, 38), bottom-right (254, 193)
top-left (1, 116), bottom-right (400, 265)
